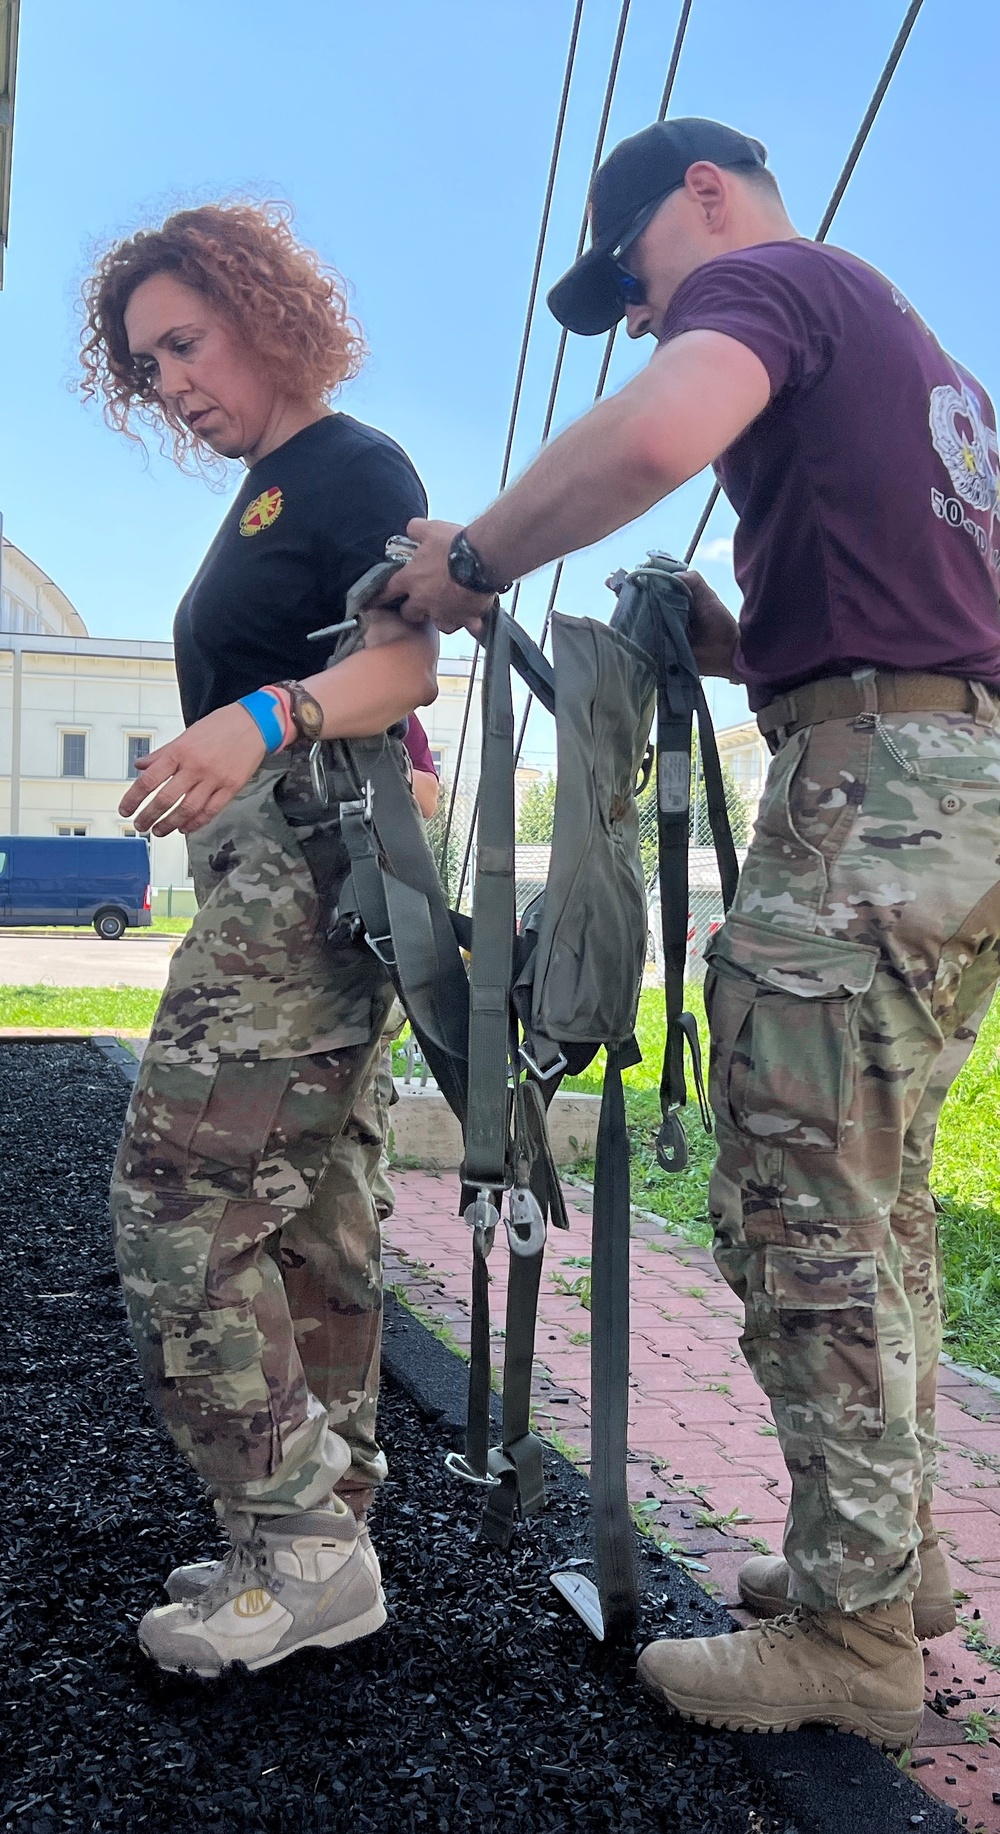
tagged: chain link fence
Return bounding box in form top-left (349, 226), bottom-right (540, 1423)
top-left (428, 738), bottom-right (749, 984)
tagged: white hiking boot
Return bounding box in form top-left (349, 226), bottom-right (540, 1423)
top-left (165, 1504), bottom-right (381, 1604)
top-left (140, 1508), bottom-right (385, 1676)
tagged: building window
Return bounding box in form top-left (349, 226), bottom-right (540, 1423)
top-left (429, 748), bottom-right (444, 776)
top-left (61, 732), bottom-right (87, 778)
top-left (120, 826), bottom-right (137, 838)
top-left (56, 824), bottom-right (88, 837)
top-left (127, 734), bottom-right (152, 777)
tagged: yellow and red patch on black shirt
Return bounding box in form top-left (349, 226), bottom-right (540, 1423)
top-left (239, 486), bottom-right (284, 537)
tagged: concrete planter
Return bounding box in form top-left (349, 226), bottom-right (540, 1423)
top-left (388, 1081), bottom-right (602, 1170)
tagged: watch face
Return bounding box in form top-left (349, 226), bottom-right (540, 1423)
top-left (299, 697), bottom-right (324, 740)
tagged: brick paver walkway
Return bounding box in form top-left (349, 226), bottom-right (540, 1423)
top-left (384, 1168), bottom-right (1000, 1831)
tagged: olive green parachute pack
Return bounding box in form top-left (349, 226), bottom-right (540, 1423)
top-left (306, 549), bottom-right (737, 1642)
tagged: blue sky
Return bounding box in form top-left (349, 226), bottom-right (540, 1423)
top-left (1, 0), bottom-right (998, 761)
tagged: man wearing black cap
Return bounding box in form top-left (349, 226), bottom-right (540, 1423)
top-left (388, 118), bottom-right (1000, 1750)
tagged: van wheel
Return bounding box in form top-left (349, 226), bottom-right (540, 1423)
top-left (94, 908), bottom-right (127, 941)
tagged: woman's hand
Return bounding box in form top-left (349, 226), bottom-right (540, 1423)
top-left (119, 703), bottom-right (267, 837)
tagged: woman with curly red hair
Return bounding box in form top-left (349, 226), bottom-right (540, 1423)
top-left (86, 202), bottom-right (437, 1677)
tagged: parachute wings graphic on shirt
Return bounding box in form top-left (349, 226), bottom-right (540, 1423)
top-left (929, 381), bottom-right (1000, 516)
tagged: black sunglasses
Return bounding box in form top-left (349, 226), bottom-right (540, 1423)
top-left (609, 185), bottom-right (684, 310)
top-left (614, 263), bottom-right (647, 308)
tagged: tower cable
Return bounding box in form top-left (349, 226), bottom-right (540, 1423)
top-left (505, 0), bottom-right (694, 782)
top-left (449, 0), bottom-right (638, 894)
top-left (436, 0), bottom-right (586, 876)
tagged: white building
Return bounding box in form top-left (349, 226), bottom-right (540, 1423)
top-left (0, 537), bottom-right (190, 892)
top-left (715, 717), bottom-right (771, 828)
top-left (0, 536), bottom-right (484, 899)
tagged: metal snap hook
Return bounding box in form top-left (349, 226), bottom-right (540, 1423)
top-left (464, 1191), bottom-right (498, 1257)
top-left (505, 1186), bottom-right (546, 1257)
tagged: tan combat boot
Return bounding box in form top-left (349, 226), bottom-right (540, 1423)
top-left (638, 1599), bottom-right (924, 1750)
top-left (738, 1505), bottom-right (956, 1641)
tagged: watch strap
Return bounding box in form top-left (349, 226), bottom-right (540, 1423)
top-left (274, 679), bottom-right (325, 744)
top-left (447, 529), bottom-right (513, 597)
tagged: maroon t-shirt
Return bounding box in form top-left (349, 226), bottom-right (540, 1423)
top-left (659, 241), bottom-right (1000, 709)
top-left (402, 713), bottom-right (437, 777)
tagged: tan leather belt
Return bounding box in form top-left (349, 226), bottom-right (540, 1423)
top-left (756, 670), bottom-right (1000, 739)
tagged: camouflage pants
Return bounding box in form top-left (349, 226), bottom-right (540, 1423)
top-left (111, 757), bottom-right (395, 1518)
top-left (705, 693), bottom-right (1000, 1611)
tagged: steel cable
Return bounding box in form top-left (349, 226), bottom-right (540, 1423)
top-left (506, 0), bottom-right (695, 777)
top-left (682, 0), bottom-right (927, 564)
top-left (436, 0), bottom-right (586, 876)
top-left (450, 0), bottom-right (639, 897)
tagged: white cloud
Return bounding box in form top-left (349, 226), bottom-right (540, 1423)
top-left (696, 536), bottom-right (735, 565)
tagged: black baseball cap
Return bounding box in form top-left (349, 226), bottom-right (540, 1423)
top-left (547, 117), bottom-right (767, 335)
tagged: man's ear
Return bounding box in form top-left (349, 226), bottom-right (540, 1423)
top-left (683, 161), bottom-right (729, 233)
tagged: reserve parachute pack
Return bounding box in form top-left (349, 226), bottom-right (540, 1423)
top-left (306, 549), bottom-right (738, 1642)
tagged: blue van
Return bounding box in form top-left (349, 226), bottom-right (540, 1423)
top-left (0, 836), bottom-right (152, 938)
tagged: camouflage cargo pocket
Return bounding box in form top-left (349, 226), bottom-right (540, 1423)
top-left (745, 1245), bottom-right (885, 1440)
top-left (159, 1302), bottom-right (278, 1482)
top-left (704, 916), bottom-right (878, 1152)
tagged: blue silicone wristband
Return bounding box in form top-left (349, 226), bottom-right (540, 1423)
top-left (238, 688), bottom-right (285, 753)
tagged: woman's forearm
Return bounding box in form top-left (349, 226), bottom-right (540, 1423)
top-left (302, 628), bottom-right (438, 739)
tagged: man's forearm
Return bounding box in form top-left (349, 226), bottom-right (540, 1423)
top-left (464, 329), bottom-right (771, 585)
top-left (466, 388), bottom-right (678, 582)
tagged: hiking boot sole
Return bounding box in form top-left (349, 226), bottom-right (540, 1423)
top-left (637, 1658), bottom-right (922, 1751)
top-left (737, 1574), bottom-right (956, 1643)
top-left (140, 1597), bottom-right (387, 1678)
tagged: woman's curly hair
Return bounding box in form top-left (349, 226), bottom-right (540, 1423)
top-left (79, 200), bottom-right (366, 465)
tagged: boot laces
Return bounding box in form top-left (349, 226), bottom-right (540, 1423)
top-left (194, 1525), bottom-right (267, 1614)
top-left (760, 1607), bottom-right (809, 1646)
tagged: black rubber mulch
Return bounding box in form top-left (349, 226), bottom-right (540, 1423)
top-left (0, 1041), bottom-right (798, 1834)
top-left (0, 1043), bottom-right (953, 1834)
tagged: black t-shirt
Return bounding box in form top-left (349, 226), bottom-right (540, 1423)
top-left (173, 413), bottom-right (428, 724)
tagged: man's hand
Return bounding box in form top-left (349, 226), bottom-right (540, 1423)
top-left (679, 569), bottom-right (742, 680)
top-left (377, 519), bottom-right (496, 635)
top-left (119, 704), bottom-right (267, 838)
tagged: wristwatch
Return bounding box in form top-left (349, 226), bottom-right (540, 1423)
top-left (275, 680), bottom-right (325, 743)
top-left (447, 529), bottom-right (513, 597)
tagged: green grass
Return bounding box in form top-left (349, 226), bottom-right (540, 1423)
top-left (933, 996), bottom-right (1000, 1378)
top-left (0, 984), bottom-right (162, 1030)
top-left (566, 986), bottom-right (1000, 1378)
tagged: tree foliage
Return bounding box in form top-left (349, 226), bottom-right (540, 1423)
top-left (516, 773), bottom-right (557, 844)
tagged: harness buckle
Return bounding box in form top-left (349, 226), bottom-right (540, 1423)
top-left (339, 780), bottom-right (374, 826)
top-left (518, 1044), bottom-right (568, 1083)
top-left (443, 1451), bottom-right (501, 1488)
top-left (363, 930), bottom-right (397, 968)
top-left (505, 1186), bottom-right (546, 1258)
top-left (308, 742), bottom-right (330, 806)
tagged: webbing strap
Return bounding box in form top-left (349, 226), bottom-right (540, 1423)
top-left (590, 1039), bottom-right (640, 1641)
top-left (465, 611), bottom-right (517, 1188)
top-left (465, 1201), bottom-right (497, 1479)
top-left (337, 739), bottom-right (471, 1125)
top-left (481, 1239), bottom-right (547, 1547)
top-left (695, 685), bottom-right (739, 911)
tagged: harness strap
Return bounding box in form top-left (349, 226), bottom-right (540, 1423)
top-left (590, 1037), bottom-right (641, 1639)
top-left (465, 610), bottom-right (518, 1189)
top-left (481, 1236), bottom-right (547, 1546)
top-left (336, 737), bottom-right (471, 1125)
